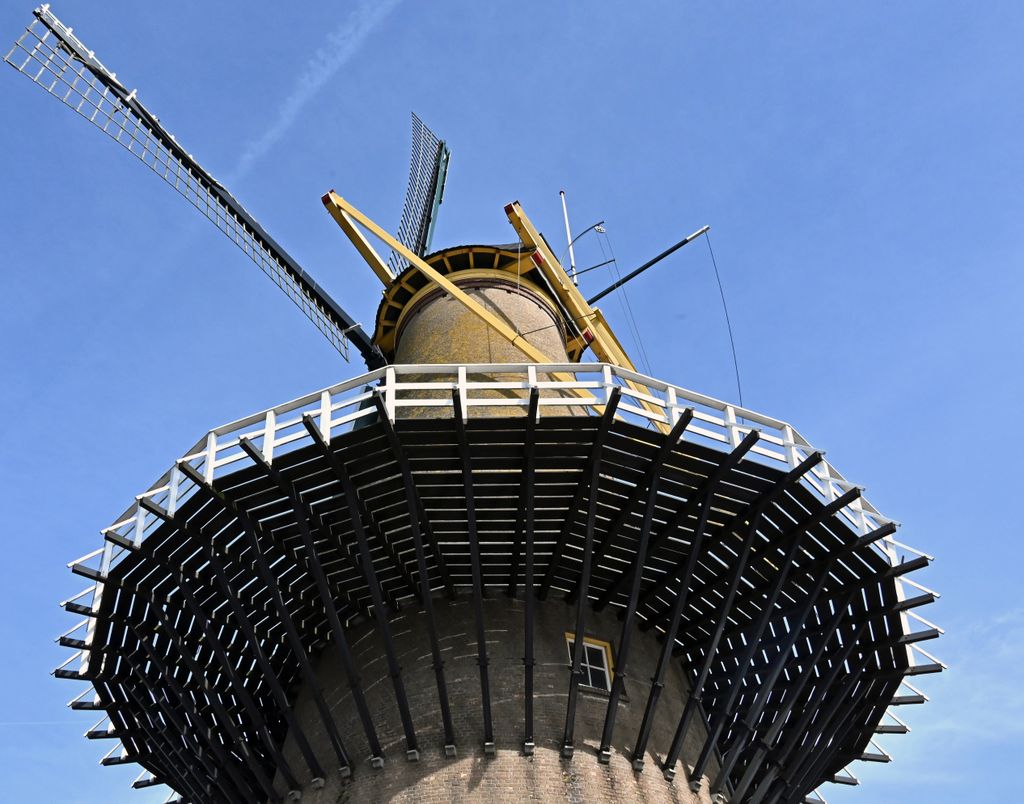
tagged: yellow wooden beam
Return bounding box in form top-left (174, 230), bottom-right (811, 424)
top-left (503, 201), bottom-right (671, 433)
top-left (322, 199), bottom-right (394, 286)
top-left (323, 191), bottom-right (556, 365)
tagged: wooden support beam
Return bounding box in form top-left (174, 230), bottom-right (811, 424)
top-left (301, 415), bottom-right (421, 760)
top-left (373, 392), bottom-right (457, 753)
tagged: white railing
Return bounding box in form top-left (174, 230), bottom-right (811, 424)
top-left (68, 363), bottom-right (934, 670)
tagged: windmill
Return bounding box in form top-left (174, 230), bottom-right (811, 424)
top-left (8, 6), bottom-right (942, 804)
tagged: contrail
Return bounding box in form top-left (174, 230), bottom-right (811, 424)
top-left (229, 0), bottom-right (402, 181)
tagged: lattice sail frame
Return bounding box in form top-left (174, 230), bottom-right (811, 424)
top-left (58, 362), bottom-right (943, 801)
top-left (387, 112), bottom-right (450, 275)
top-left (5, 5), bottom-right (382, 365)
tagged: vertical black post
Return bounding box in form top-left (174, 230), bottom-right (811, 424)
top-left (374, 392), bottom-right (457, 755)
top-left (562, 389), bottom-right (620, 757)
top-left (596, 409), bottom-right (693, 762)
top-left (521, 389), bottom-right (540, 754)
top-left (238, 437), bottom-right (384, 767)
top-left (302, 415), bottom-right (421, 760)
top-left (452, 389), bottom-right (495, 754)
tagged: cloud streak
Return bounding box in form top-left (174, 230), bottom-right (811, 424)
top-left (229, 0), bottom-right (402, 181)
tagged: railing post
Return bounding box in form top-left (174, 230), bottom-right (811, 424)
top-left (725, 405), bottom-right (741, 448)
top-left (319, 390), bottom-right (332, 442)
top-left (527, 364), bottom-right (538, 419)
top-left (603, 364), bottom-right (614, 410)
top-left (666, 386), bottom-right (680, 428)
top-left (458, 365), bottom-right (469, 422)
top-left (166, 465), bottom-right (181, 517)
top-left (263, 409), bottom-right (276, 464)
top-left (384, 365), bottom-right (397, 422)
top-left (203, 432), bottom-right (217, 484)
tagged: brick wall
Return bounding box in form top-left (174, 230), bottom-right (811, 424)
top-left (278, 594), bottom-right (718, 803)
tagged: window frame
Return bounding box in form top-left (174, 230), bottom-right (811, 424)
top-left (565, 632), bottom-right (615, 692)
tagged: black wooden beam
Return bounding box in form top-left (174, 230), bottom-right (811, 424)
top-left (301, 415), bottom-right (421, 761)
top-left (104, 554), bottom-right (286, 799)
top-left (596, 409), bottom-right (694, 762)
top-left (142, 491), bottom-right (326, 782)
top-left (660, 452), bottom-right (823, 782)
top-left (238, 436), bottom-right (384, 766)
top-left (640, 451), bottom-right (824, 633)
top-left (178, 461), bottom-right (353, 778)
top-left (630, 456), bottom-right (732, 770)
top-left (565, 409), bottom-right (693, 605)
top-left (373, 392), bottom-right (457, 754)
top-left (520, 390), bottom-right (540, 754)
top-left (686, 487), bottom-right (862, 790)
top-left (452, 389), bottom-right (496, 753)
top-left (561, 391), bottom-right (620, 757)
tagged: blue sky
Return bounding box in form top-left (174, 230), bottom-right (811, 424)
top-left (1, 1), bottom-right (1021, 801)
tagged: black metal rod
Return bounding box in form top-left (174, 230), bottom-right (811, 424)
top-left (239, 437), bottom-right (384, 763)
top-left (586, 225), bottom-right (709, 305)
top-left (179, 462), bottom-right (352, 775)
top-left (302, 415), bottom-right (420, 757)
top-left (452, 390), bottom-right (495, 749)
top-left (561, 391), bottom-right (620, 756)
top-left (521, 389), bottom-right (540, 751)
top-left (595, 428), bottom-right (760, 612)
top-left (373, 392), bottom-right (457, 750)
top-left (596, 410), bottom-right (693, 760)
top-left (566, 409), bottom-right (693, 605)
top-left (630, 471), bottom-right (722, 768)
top-left (150, 485), bottom-right (326, 781)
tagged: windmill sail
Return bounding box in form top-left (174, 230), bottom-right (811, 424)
top-left (388, 113), bottom-right (450, 275)
top-left (5, 6), bottom-right (384, 369)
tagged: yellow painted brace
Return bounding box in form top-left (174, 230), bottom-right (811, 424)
top-left (503, 201), bottom-right (670, 433)
top-left (324, 191), bottom-right (554, 365)
top-left (323, 191), bottom-right (665, 429)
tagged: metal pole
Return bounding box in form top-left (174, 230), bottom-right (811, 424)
top-left (587, 225), bottom-right (710, 305)
top-left (560, 190), bottom-right (578, 285)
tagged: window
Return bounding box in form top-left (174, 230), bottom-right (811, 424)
top-left (565, 633), bottom-right (614, 692)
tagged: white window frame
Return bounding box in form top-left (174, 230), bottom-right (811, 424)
top-left (565, 633), bottom-right (615, 692)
